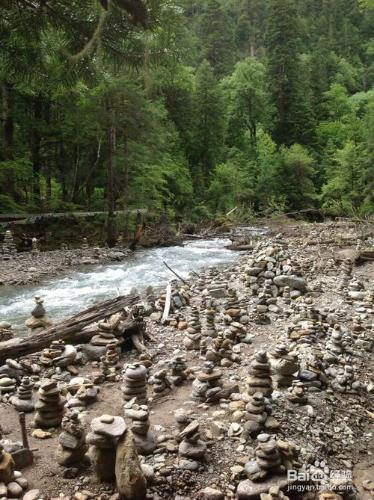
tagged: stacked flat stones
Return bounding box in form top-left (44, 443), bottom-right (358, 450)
top-left (247, 351), bottom-right (273, 397)
top-left (87, 414), bottom-right (127, 481)
top-left (149, 369), bottom-right (170, 394)
top-left (1, 230), bottom-right (16, 259)
top-left (224, 289), bottom-right (241, 323)
top-left (269, 345), bottom-right (299, 388)
top-left (0, 444), bottom-right (30, 498)
top-left (0, 374), bottom-right (16, 396)
top-left (90, 321), bottom-right (119, 347)
top-left (191, 361), bottom-right (223, 403)
top-left (10, 376), bottom-right (34, 412)
top-left (244, 392), bottom-right (271, 437)
top-left (324, 326), bottom-right (344, 363)
top-left (178, 420), bottom-right (207, 462)
top-left (287, 382), bottom-right (308, 404)
top-left (169, 355), bottom-right (187, 386)
top-left (124, 404), bottom-right (156, 455)
top-left (39, 340), bottom-right (65, 367)
top-left (245, 436), bottom-right (281, 481)
top-left (204, 309), bottom-right (217, 337)
top-left (122, 363), bottom-right (148, 405)
top-left (183, 307), bottom-right (202, 350)
top-left (330, 366), bottom-right (361, 393)
top-left (56, 409), bottom-right (87, 466)
top-left (0, 321), bottom-right (13, 342)
top-left (25, 296), bottom-right (52, 334)
top-left (34, 380), bottom-right (65, 428)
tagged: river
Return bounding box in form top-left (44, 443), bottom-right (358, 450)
top-left (1, 237), bottom-right (243, 332)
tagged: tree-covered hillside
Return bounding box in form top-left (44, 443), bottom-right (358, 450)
top-left (1, 0), bottom-right (373, 219)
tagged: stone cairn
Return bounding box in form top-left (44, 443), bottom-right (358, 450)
top-left (124, 404), bottom-right (156, 455)
top-left (122, 363), bottom-right (148, 405)
top-left (0, 374), bottom-right (16, 397)
top-left (183, 307), bottom-right (202, 350)
top-left (56, 409), bottom-right (88, 467)
top-left (244, 435), bottom-right (299, 482)
top-left (34, 379), bottom-right (65, 428)
top-left (224, 288), bottom-right (241, 323)
top-left (39, 340), bottom-right (66, 367)
top-left (149, 368), bottom-right (171, 394)
top-left (204, 308), bottom-right (217, 337)
top-left (31, 237), bottom-right (39, 254)
top-left (178, 420), bottom-right (207, 463)
top-left (0, 321), bottom-right (13, 342)
top-left (25, 296), bottom-right (53, 334)
top-left (0, 443), bottom-right (30, 498)
top-left (87, 414), bottom-right (127, 481)
top-left (191, 361), bottom-right (223, 403)
top-left (66, 378), bottom-right (98, 412)
top-left (338, 258), bottom-right (352, 294)
top-left (100, 343), bottom-right (120, 382)
top-left (243, 392), bottom-right (278, 438)
top-left (168, 355), bottom-right (188, 386)
top-left (90, 320), bottom-right (121, 348)
top-left (260, 486), bottom-right (290, 500)
top-left (330, 365), bottom-right (361, 394)
top-left (324, 326), bottom-right (344, 363)
top-left (245, 436), bottom-right (282, 481)
top-left (10, 376), bottom-right (34, 412)
top-left (269, 344), bottom-right (299, 388)
top-left (247, 351), bottom-right (273, 397)
top-left (1, 230), bottom-right (17, 259)
top-left (286, 381), bottom-right (308, 405)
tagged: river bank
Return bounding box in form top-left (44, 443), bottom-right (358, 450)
top-left (0, 219), bottom-right (373, 500)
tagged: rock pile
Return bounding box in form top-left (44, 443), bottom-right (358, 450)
top-left (178, 420), bottom-right (207, 463)
top-left (244, 392), bottom-right (279, 437)
top-left (269, 344), bottom-right (299, 388)
top-left (0, 321), bottom-right (13, 342)
top-left (183, 307), bottom-right (202, 350)
top-left (0, 374), bottom-right (16, 396)
top-left (25, 296), bottom-right (53, 334)
top-left (191, 361), bottom-right (223, 403)
top-left (122, 363), bottom-right (148, 405)
top-left (87, 414), bottom-right (127, 482)
top-left (10, 376), bottom-right (34, 412)
top-left (124, 404), bottom-right (156, 455)
top-left (34, 379), bottom-right (65, 428)
top-left (247, 351), bottom-right (273, 397)
top-left (56, 409), bottom-right (87, 466)
top-left (149, 368), bottom-right (171, 394)
top-left (0, 444), bottom-right (30, 498)
top-left (1, 230), bottom-right (17, 259)
top-left (168, 355), bottom-right (188, 386)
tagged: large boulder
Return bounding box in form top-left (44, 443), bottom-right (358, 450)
top-left (273, 275), bottom-right (307, 292)
top-left (115, 430), bottom-right (147, 500)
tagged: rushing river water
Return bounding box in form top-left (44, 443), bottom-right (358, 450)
top-left (1, 238), bottom-right (242, 332)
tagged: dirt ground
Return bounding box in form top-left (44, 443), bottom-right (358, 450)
top-left (0, 219), bottom-right (373, 499)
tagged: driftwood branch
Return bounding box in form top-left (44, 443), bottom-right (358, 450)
top-left (0, 294), bottom-right (140, 363)
top-left (161, 282), bottom-right (172, 323)
top-left (163, 260), bottom-right (187, 283)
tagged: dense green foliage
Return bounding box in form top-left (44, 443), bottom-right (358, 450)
top-left (1, 0), bottom-right (373, 223)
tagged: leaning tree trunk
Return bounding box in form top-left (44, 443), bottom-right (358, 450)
top-left (0, 294), bottom-right (141, 364)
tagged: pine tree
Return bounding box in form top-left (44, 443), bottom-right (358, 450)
top-left (266, 0), bottom-right (311, 145)
top-left (192, 60), bottom-right (224, 193)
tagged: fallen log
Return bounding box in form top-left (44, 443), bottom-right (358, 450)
top-left (0, 294), bottom-right (140, 363)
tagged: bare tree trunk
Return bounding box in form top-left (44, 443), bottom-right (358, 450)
top-left (2, 82), bottom-right (14, 160)
top-left (105, 92), bottom-right (117, 247)
top-left (30, 96), bottom-right (43, 205)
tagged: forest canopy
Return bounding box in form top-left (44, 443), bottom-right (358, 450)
top-left (0, 0), bottom-right (373, 220)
